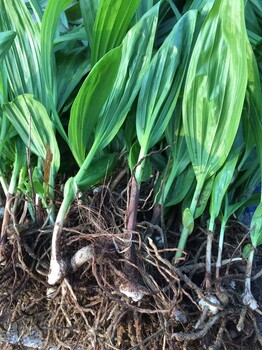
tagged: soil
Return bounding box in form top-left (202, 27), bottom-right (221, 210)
top-left (0, 182), bottom-right (261, 350)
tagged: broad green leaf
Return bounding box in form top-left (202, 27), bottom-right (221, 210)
top-left (79, 0), bottom-right (100, 47)
top-left (223, 193), bottom-right (260, 224)
top-left (160, 101), bottom-right (191, 205)
top-left (68, 47), bottom-right (121, 166)
top-left (245, 0), bottom-right (262, 39)
top-left (135, 10), bottom-right (198, 186)
top-left (74, 4), bottom-right (159, 185)
top-left (91, 0), bottom-right (141, 65)
top-left (250, 202), bottom-right (262, 248)
top-left (0, 31), bottom-right (16, 62)
top-left (40, 0), bottom-right (75, 142)
top-left (136, 10), bottom-right (198, 154)
top-left (183, 0), bottom-right (247, 181)
top-left (41, 0), bottom-right (73, 104)
top-left (3, 94), bottom-right (60, 173)
top-left (246, 42), bottom-right (262, 196)
top-left (56, 46), bottom-right (90, 113)
top-left (0, 0), bottom-right (46, 103)
top-left (164, 165), bottom-right (195, 207)
top-left (135, 0), bottom-right (154, 21)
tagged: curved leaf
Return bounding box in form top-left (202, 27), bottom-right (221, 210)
top-left (91, 0), bottom-right (141, 65)
top-left (68, 47), bottom-right (121, 166)
top-left (183, 0), bottom-right (247, 181)
top-left (0, 31), bottom-right (16, 62)
top-left (3, 94), bottom-right (60, 173)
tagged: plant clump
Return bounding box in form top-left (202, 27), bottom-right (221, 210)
top-left (0, 0), bottom-right (262, 348)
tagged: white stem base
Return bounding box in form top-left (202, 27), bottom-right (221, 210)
top-left (48, 257), bottom-right (67, 285)
top-left (71, 246), bottom-right (93, 271)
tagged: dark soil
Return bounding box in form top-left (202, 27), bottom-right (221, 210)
top-left (0, 183), bottom-right (261, 349)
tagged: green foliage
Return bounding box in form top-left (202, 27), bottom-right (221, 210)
top-left (0, 31), bottom-right (16, 62)
top-left (183, 0), bottom-right (247, 182)
top-left (0, 0), bottom-right (262, 269)
top-left (91, 0), bottom-right (141, 65)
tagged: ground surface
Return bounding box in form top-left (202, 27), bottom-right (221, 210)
top-left (0, 184), bottom-right (261, 349)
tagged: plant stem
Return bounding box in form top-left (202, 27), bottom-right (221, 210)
top-left (48, 198), bottom-right (70, 285)
top-left (48, 177), bottom-right (77, 285)
top-left (205, 230), bottom-right (214, 291)
top-left (0, 175), bottom-right (8, 196)
top-left (215, 218), bottom-right (227, 283)
top-left (125, 176), bottom-right (139, 275)
top-left (204, 217), bottom-right (215, 291)
top-left (174, 176), bottom-right (205, 262)
top-left (242, 246), bottom-right (258, 310)
top-left (0, 192), bottom-right (11, 264)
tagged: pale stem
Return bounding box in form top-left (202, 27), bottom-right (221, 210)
top-left (48, 194), bottom-right (73, 285)
top-left (0, 169), bottom-right (19, 262)
top-left (174, 176), bottom-right (205, 262)
top-left (242, 247), bottom-right (258, 310)
top-left (205, 217), bottom-right (215, 291)
top-left (71, 246), bottom-right (93, 272)
top-left (134, 144), bottom-right (148, 188)
top-left (0, 175), bottom-right (8, 197)
top-left (0, 193), bottom-right (11, 263)
top-left (215, 218), bottom-right (227, 282)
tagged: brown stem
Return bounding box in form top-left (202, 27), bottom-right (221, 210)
top-left (126, 176), bottom-right (139, 232)
top-left (151, 203), bottom-right (162, 225)
top-left (205, 230), bottom-right (213, 292)
top-left (125, 176), bottom-right (139, 267)
top-left (0, 193), bottom-right (11, 263)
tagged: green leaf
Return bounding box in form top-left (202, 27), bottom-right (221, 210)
top-left (91, 0), bottom-right (141, 65)
top-left (223, 193), bottom-right (260, 223)
top-left (161, 100), bottom-right (191, 205)
top-left (56, 46), bottom-right (90, 113)
top-left (164, 165), bottom-right (195, 207)
top-left (77, 153), bottom-right (116, 190)
top-left (74, 4), bottom-right (159, 186)
top-left (243, 244), bottom-right (252, 258)
top-left (183, 0), bottom-right (247, 181)
top-left (79, 0), bottom-right (100, 48)
top-left (136, 10), bottom-right (198, 183)
top-left (246, 41), bottom-right (262, 196)
top-left (68, 47), bottom-right (121, 166)
top-left (0, 31), bottom-right (16, 62)
top-left (128, 142), bottom-right (152, 182)
top-left (195, 175), bottom-right (215, 219)
top-left (54, 25), bottom-right (88, 45)
top-left (182, 208), bottom-right (194, 235)
top-left (41, 0), bottom-right (73, 103)
top-left (209, 148), bottom-right (240, 227)
top-left (250, 202), bottom-right (262, 248)
top-left (183, 175), bottom-right (215, 219)
top-left (3, 94), bottom-right (60, 173)
top-left (0, 0), bottom-right (46, 103)
top-left (8, 137), bottom-right (27, 194)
